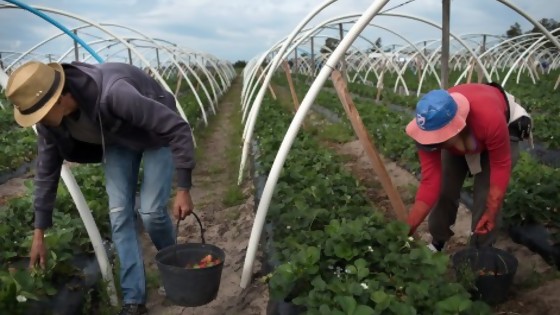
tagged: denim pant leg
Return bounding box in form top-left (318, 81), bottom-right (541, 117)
top-left (104, 146), bottom-right (146, 304)
top-left (139, 146), bottom-right (175, 251)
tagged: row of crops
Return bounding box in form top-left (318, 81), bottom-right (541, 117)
top-left (238, 67), bottom-right (560, 313)
top-left (0, 70), bottom-right (221, 314)
top-left (271, 71), bottom-right (560, 237)
top-left (252, 94), bottom-right (492, 314)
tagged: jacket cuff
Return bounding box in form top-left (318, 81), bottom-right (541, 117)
top-left (176, 168), bottom-right (193, 190)
top-left (34, 210), bottom-right (53, 229)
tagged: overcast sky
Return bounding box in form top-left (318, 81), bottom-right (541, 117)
top-left (0, 0), bottom-right (558, 65)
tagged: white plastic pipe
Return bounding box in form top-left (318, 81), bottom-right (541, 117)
top-left (0, 4), bottom-right (194, 139)
top-left (59, 165), bottom-right (117, 305)
top-left (238, 0), bottom-right (337, 186)
top-left (240, 0), bottom-right (391, 288)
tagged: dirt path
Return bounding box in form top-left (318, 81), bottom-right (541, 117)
top-left (141, 76), bottom-right (268, 315)
top-left (0, 176), bottom-right (30, 205)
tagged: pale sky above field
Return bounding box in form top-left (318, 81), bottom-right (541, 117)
top-left (0, 0), bottom-right (558, 63)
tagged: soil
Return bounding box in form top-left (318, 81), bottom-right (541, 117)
top-left (139, 78), bottom-right (268, 314)
top-left (0, 176), bottom-right (29, 206)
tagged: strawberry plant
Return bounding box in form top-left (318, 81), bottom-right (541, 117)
top-left (0, 164), bottom-right (111, 314)
top-left (503, 152), bottom-right (560, 231)
top-left (269, 217), bottom-right (491, 315)
top-left (254, 95), bottom-right (491, 314)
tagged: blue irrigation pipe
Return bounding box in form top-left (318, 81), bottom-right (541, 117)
top-left (3, 0), bottom-right (104, 63)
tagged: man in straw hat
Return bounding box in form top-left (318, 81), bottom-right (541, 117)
top-left (5, 60), bottom-right (196, 315)
top-left (405, 82), bottom-right (532, 252)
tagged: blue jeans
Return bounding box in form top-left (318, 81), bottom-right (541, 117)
top-left (104, 145), bottom-right (175, 304)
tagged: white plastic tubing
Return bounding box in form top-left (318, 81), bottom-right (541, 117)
top-left (240, 0), bottom-right (391, 288)
top-left (237, 0), bottom-right (338, 187)
top-left (0, 4), bottom-right (195, 135)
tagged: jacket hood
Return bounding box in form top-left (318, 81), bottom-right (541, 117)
top-left (62, 61), bottom-right (103, 120)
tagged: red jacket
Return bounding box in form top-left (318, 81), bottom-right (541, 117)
top-left (414, 84), bottom-right (511, 214)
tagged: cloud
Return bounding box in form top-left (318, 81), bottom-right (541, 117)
top-left (0, 0), bottom-right (558, 63)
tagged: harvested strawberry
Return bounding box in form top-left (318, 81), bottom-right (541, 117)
top-left (201, 254), bottom-right (213, 264)
top-left (185, 254), bottom-right (222, 269)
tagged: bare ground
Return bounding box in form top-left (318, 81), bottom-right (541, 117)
top-left (139, 79), bottom-right (268, 314)
top-left (0, 176), bottom-right (29, 206)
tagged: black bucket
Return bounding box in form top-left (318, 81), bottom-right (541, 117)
top-left (155, 212), bottom-right (226, 307)
top-left (452, 246), bottom-right (518, 305)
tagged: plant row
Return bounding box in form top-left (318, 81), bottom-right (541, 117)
top-left (357, 70), bottom-right (560, 149)
top-left (273, 74), bottom-right (560, 241)
top-left (254, 94), bottom-right (491, 314)
top-left (288, 67), bottom-right (560, 149)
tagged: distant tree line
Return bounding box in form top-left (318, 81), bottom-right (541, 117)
top-left (233, 60), bottom-right (247, 68)
top-left (505, 17), bottom-right (559, 52)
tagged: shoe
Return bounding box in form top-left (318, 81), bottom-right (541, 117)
top-left (427, 241), bottom-right (445, 252)
top-left (118, 304), bottom-right (148, 315)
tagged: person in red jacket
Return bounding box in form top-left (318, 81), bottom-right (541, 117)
top-left (405, 83), bottom-right (530, 251)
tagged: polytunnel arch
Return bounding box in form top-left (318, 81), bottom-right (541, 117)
top-left (501, 28), bottom-right (560, 88)
top-left (240, 0), bottom-right (397, 288)
top-left (77, 33), bottom-right (218, 122)
top-left (240, 9), bottom-right (493, 184)
top-left (0, 3), bottom-right (198, 128)
top-left (166, 47), bottom-right (230, 104)
top-left (456, 31), bottom-right (559, 88)
top-left (309, 24), bottom-right (420, 89)
top-left (237, 0), bottom-right (342, 133)
top-left (239, 0), bottom-right (560, 288)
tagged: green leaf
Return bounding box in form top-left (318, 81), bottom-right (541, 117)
top-left (45, 285), bottom-right (58, 296)
top-left (355, 259), bottom-right (370, 280)
top-left (435, 294), bottom-right (472, 313)
top-left (346, 265), bottom-right (357, 275)
top-left (311, 276), bottom-right (327, 290)
top-left (334, 244), bottom-right (353, 260)
top-left (354, 305), bottom-right (375, 315)
top-left (305, 246), bottom-right (321, 265)
top-left (319, 304), bottom-right (332, 315)
top-left (371, 290), bottom-right (390, 311)
top-left (335, 296), bottom-right (357, 313)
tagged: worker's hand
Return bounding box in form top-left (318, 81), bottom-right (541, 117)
top-left (474, 212), bottom-right (496, 235)
top-left (173, 189), bottom-right (194, 220)
top-left (407, 201), bottom-right (431, 236)
top-left (475, 186), bottom-right (502, 234)
top-left (29, 229), bottom-right (47, 269)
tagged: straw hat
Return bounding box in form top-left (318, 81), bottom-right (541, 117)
top-left (406, 89), bottom-right (470, 145)
top-left (5, 61), bottom-right (65, 127)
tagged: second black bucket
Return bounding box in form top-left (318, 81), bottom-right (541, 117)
top-left (452, 246), bottom-right (518, 305)
top-left (155, 213), bottom-right (226, 307)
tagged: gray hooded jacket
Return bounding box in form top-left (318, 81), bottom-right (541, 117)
top-left (34, 61), bottom-right (195, 229)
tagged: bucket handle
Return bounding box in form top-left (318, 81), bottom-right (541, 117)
top-left (470, 232), bottom-right (509, 276)
top-left (175, 211), bottom-right (206, 245)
